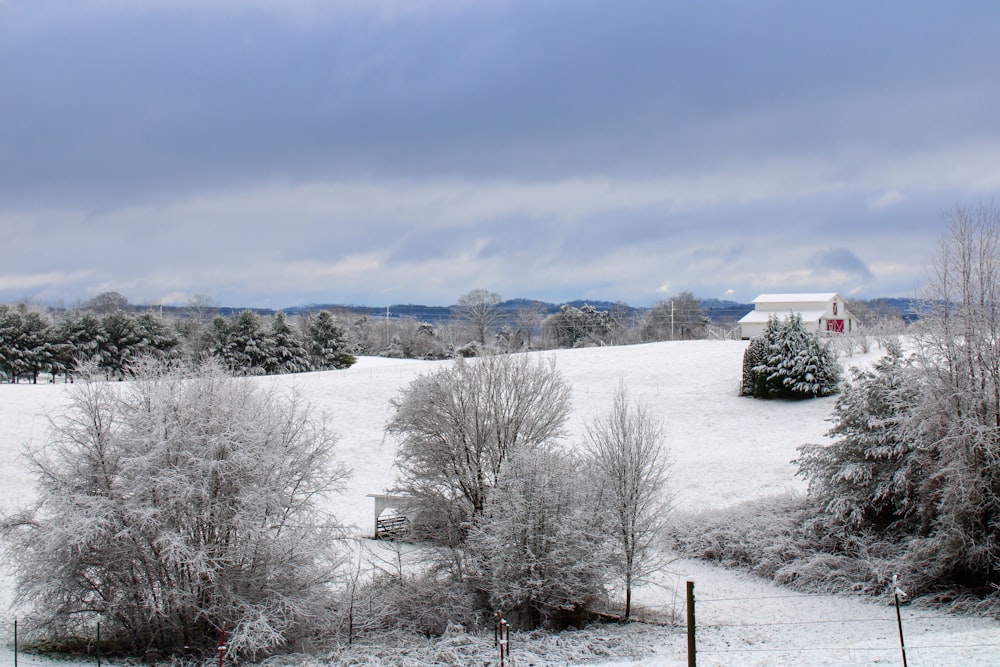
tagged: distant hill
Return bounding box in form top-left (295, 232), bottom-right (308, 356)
top-left (284, 298), bottom-right (750, 325)
top-left (119, 296), bottom-right (918, 325)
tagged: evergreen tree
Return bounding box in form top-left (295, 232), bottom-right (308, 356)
top-left (98, 311), bottom-right (141, 379)
top-left (133, 312), bottom-right (180, 361)
top-left (742, 314), bottom-right (841, 399)
top-left (740, 333), bottom-right (770, 397)
top-left (0, 306), bottom-right (54, 383)
top-left (52, 312), bottom-right (102, 381)
top-left (306, 311), bottom-right (356, 370)
top-left (69, 312), bottom-right (103, 363)
top-left (18, 311), bottom-right (53, 384)
top-left (220, 311), bottom-right (273, 374)
top-left (0, 305), bottom-right (24, 382)
top-left (542, 304), bottom-right (618, 348)
top-left (796, 340), bottom-right (926, 531)
top-left (204, 315), bottom-right (231, 363)
top-left (268, 312), bottom-right (312, 374)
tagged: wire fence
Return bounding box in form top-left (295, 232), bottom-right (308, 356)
top-left (2, 585), bottom-right (999, 667)
top-left (680, 581), bottom-right (1000, 666)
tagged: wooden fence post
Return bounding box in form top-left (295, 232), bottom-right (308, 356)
top-left (687, 580), bottom-right (696, 667)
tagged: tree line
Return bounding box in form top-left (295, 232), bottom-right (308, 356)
top-left (0, 304), bottom-right (356, 382)
top-left (2, 287), bottom-right (909, 383)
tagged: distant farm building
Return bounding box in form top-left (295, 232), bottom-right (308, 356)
top-left (738, 293), bottom-right (857, 340)
top-left (367, 493), bottom-right (412, 539)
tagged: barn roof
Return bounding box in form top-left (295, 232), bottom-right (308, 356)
top-left (751, 293), bottom-right (840, 304)
top-left (738, 309), bottom-right (828, 324)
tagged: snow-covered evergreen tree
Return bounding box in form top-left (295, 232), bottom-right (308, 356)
top-left (97, 311), bottom-right (142, 379)
top-left (796, 340), bottom-right (925, 530)
top-left (133, 312), bottom-right (180, 361)
top-left (219, 310), bottom-right (274, 374)
top-left (17, 310), bottom-right (54, 384)
top-left (268, 311), bottom-right (312, 374)
top-left (305, 310), bottom-right (356, 369)
top-left (742, 314), bottom-right (841, 399)
top-left (543, 303), bottom-right (620, 348)
top-left (0, 305), bottom-right (25, 382)
top-left (52, 311), bottom-right (102, 381)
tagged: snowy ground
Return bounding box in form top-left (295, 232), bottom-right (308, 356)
top-left (1, 340), bottom-right (998, 665)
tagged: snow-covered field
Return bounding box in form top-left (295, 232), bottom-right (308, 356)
top-left (2, 340), bottom-right (998, 665)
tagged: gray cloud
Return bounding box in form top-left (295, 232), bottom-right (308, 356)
top-left (1, 1), bottom-right (999, 307)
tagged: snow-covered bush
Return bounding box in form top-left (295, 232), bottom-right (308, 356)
top-left (665, 494), bottom-right (903, 596)
top-left (341, 570), bottom-right (479, 640)
top-left (1, 359), bottom-right (349, 659)
top-left (741, 313), bottom-right (841, 399)
top-left (465, 448), bottom-right (610, 630)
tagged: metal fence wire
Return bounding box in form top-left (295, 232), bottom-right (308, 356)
top-left (681, 579), bottom-right (1000, 667)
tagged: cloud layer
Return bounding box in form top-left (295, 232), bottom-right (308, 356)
top-left (2, 0), bottom-right (999, 307)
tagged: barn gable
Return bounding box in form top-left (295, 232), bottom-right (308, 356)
top-left (738, 292), bottom-right (857, 339)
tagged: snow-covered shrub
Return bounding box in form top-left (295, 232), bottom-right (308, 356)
top-left (342, 570), bottom-right (480, 640)
top-left (665, 494), bottom-right (904, 596)
top-left (741, 313), bottom-right (841, 399)
top-left (1, 359), bottom-right (349, 660)
top-left (465, 449), bottom-right (610, 630)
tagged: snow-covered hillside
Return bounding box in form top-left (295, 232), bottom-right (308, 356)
top-left (2, 341), bottom-right (998, 665)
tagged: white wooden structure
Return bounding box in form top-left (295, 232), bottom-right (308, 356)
top-left (366, 493), bottom-right (413, 539)
top-left (738, 293), bottom-right (857, 340)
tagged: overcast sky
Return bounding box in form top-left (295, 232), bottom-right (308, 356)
top-left (2, 1), bottom-right (999, 309)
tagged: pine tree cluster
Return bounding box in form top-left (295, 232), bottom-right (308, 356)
top-left (740, 313), bottom-right (841, 399)
top-left (0, 304), bottom-right (355, 382)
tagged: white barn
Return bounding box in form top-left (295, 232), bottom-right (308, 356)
top-left (738, 293), bottom-right (857, 340)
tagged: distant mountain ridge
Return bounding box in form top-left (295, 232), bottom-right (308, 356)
top-left (283, 298), bottom-right (761, 325)
top-left (121, 297), bottom-right (919, 324)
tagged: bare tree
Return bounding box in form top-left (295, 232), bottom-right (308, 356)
top-left (185, 293), bottom-right (218, 323)
top-left (454, 289), bottom-right (504, 346)
top-left (387, 353), bottom-right (571, 543)
top-left (85, 291), bottom-right (129, 314)
top-left (514, 301), bottom-right (547, 350)
top-left (641, 292), bottom-right (708, 341)
top-left (906, 203), bottom-right (1000, 583)
top-left (585, 381), bottom-right (673, 620)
